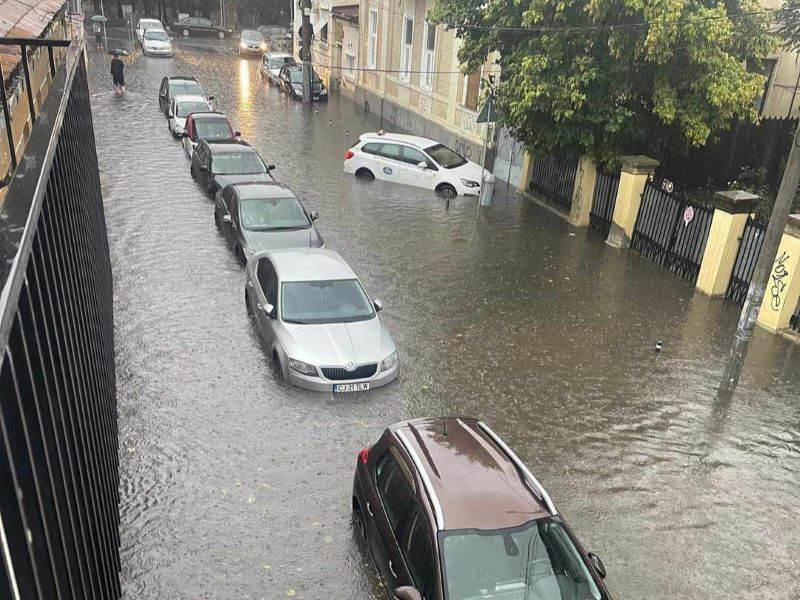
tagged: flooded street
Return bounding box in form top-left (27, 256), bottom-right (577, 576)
top-left (86, 43), bottom-right (800, 599)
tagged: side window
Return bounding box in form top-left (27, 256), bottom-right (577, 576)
top-left (402, 507), bottom-right (435, 600)
top-left (362, 143), bottom-right (382, 155)
top-left (379, 144), bottom-right (402, 161)
top-left (256, 258), bottom-right (275, 297)
top-left (376, 451), bottom-right (414, 535)
top-left (402, 146), bottom-right (429, 167)
top-left (265, 273), bottom-right (278, 308)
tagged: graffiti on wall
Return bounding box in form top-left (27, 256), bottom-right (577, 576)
top-left (454, 138), bottom-right (474, 160)
top-left (770, 251), bottom-right (790, 311)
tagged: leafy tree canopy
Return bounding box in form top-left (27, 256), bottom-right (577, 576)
top-left (429, 0), bottom-right (775, 165)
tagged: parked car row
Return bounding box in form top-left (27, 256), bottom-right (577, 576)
top-left (258, 53), bottom-right (328, 101)
top-left (155, 73), bottom-right (398, 394)
top-left (135, 18), bottom-right (173, 56)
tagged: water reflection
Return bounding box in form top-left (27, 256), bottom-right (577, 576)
top-left (238, 57), bottom-right (251, 109)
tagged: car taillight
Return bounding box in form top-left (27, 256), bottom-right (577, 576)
top-left (344, 150), bottom-right (355, 160)
top-left (358, 448), bottom-right (369, 464)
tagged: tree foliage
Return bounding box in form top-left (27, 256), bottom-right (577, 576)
top-left (429, 0), bottom-right (775, 165)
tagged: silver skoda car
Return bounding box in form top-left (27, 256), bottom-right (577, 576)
top-left (245, 248), bottom-right (399, 392)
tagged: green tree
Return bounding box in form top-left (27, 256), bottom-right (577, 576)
top-left (429, 0), bottom-right (775, 165)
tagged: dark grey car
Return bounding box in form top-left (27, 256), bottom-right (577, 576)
top-left (214, 182), bottom-right (324, 263)
top-left (190, 138), bottom-right (275, 197)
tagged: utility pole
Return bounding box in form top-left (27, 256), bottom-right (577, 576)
top-left (721, 125), bottom-right (800, 393)
top-left (299, 0), bottom-right (312, 106)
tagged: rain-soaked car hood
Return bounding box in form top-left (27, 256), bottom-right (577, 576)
top-left (243, 226), bottom-right (323, 251)
top-left (280, 318), bottom-right (395, 367)
top-left (213, 173), bottom-right (273, 188)
top-left (450, 159), bottom-right (488, 182)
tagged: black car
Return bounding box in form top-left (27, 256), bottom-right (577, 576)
top-left (277, 64), bottom-right (328, 101)
top-left (171, 16), bottom-right (231, 39)
top-left (214, 182), bottom-right (324, 263)
top-left (158, 76), bottom-right (212, 115)
top-left (190, 139), bottom-right (275, 197)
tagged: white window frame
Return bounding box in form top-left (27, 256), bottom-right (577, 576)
top-left (421, 21), bottom-right (436, 91)
top-left (367, 8), bottom-right (378, 69)
top-left (400, 15), bottom-right (414, 83)
top-left (345, 52), bottom-right (356, 79)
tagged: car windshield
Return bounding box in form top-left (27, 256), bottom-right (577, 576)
top-left (242, 30), bottom-right (262, 41)
top-left (425, 143), bottom-right (468, 169)
top-left (176, 101), bottom-right (208, 117)
top-left (440, 518), bottom-right (604, 600)
top-left (269, 57), bottom-right (294, 69)
top-left (239, 197), bottom-right (310, 231)
top-left (144, 30), bottom-right (169, 40)
top-left (281, 280), bottom-right (375, 324)
top-left (212, 151), bottom-right (266, 175)
top-left (194, 118), bottom-right (232, 140)
top-left (289, 69), bottom-right (303, 83)
top-left (171, 81), bottom-right (204, 97)
top-left (140, 20), bottom-right (160, 28)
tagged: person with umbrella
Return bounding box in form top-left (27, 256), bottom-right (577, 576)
top-left (93, 20), bottom-right (102, 49)
top-left (111, 50), bottom-right (125, 96)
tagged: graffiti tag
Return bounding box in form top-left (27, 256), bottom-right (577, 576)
top-left (454, 139), bottom-right (473, 159)
top-left (770, 252), bottom-right (790, 311)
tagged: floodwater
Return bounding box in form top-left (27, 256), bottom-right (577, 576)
top-left (86, 39), bottom-right (800, 600)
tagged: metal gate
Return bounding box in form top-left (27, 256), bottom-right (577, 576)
top-left (529, 156), bottom-right (578, 212)
top-left (589, 168), bottom-right (620, 235)
top-left (725, 215), bottom-right (767, 306)
top-left (0, 41), bottom-right (120, 600)
top-left (631, 181), bottom-right (714, 283)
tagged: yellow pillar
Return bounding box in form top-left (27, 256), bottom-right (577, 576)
top-left (757, 215), bottom-right (800, 332)
top-left (606, 155), bottom-right (659, 249)
top-left (517, 150), bottom-right (533, 193)
top-left (569, 156), bottom-right (597, 227)
top-left (696, 190), bottom-right (759, 297)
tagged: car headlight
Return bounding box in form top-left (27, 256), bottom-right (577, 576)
top-left (460, 178), bottom-right (480, 188)
top-left (240, 41), bottom-right (247, 48)
top-left (260, 42), bottom-right (267, 50)
top-left (380, 351), bottom-right (398, 371)
top-left (288, 358), bottom-right (317, 376)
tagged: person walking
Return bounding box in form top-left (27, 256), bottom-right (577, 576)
top-left (111, 52), bottom-right (125, 96)
top-left (93, 22), bottom-right (102, 49)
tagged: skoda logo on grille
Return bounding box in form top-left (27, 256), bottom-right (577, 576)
top-left (345, 362), bottom-right (356, 371)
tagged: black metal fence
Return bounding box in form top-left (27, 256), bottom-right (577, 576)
top-left (631, 181), bottom-right (714, 284)
top-left (725, 215), bottom-right (767, 306)
top-left (791, 300), bottom-right (800, 332)
top-left (589, 168), bottom-right (620, 235)
top-left (0, 41), bottom-right (119, 600)
top-left (529, 157), bottom-right (578, 212)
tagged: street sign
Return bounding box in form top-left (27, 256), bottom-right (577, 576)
top-left (477, 98), bottom-right (496, 123)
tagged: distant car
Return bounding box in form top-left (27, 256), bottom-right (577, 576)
top-left (159, 76), bottom-right (211, 115)
top-left (180, 112), bottom-right (238, 156)
top-left (141, 28), bottom-right (173, 57)
top-left (352, 417), bottom-right (612, 600)
top-left (167, 95), bottom-right (212, 137)
top-left (239, 29), bottom-right (266, 55)
top-left (244, 248), bottom-right (399, 392)
top-left (277, 64), bottom-right (327, 101)
top-left (170, 16), bottom-right (231, 39)
top-left (135, 18), bottom-right (164, 43)
top-left (257, 24), bottom-right (290, 51)
top-left (214, 182), bottom-right (324, 262)
top-left (190, 139), bottom-right (275, 197)
top-left (343, 132), bottom-right (491, 197)
top-left (260, 52), bottom-right (295, 83)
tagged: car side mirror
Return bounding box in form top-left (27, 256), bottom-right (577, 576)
top-left (263, 302), bottom-right (276, 318)
top-left (167, 110), bottom-right (174, 118)
top-left (417, 161), bottom-right (427, 170)
top-left (587, 552), bottom-right (606, 579)
top-left (266, 164), bottom-right (276, 171)
top-left (234, 130), bottom-right (241, 137)
top-left (208, 95), bottom-right (215, 101)
top-left (373, 299), bottom-right (383, 312)
top-left (222, 214), bottom-right (232, 223)
top-left (179, 131), bottom-right (188, 138)
top-left (309, 210), bottom-right (319, 221)
top-left (393, 587), bottom-right (422, 600)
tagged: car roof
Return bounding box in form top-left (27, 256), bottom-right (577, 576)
top-left (166, 75), bottom-right (199, 83)
top-left (139, 18), bottom-right (161, 24)
top-left (266, 52), bottom-right (293, 58)
top-left (173, 94), bottom-right (207, 104)
top-left (260, 249), bottom-right (357, 282)
top-left (205, 138), bottom-right (253, 152)
top-left (188, 111), bottom-right (226, 120)
top-left (359, 132), bottom-right (441, 149)
top-left (389, 417), bottom-right (552, 531)
top-left (230, 182), bottom-right (297, 200)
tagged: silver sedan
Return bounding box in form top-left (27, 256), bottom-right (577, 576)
top-left (245, 249), bottom-right (399, 392)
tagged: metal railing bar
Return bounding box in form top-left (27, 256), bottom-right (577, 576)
top-left (21, 45), bottom-right (36, 126)
top-left (0, 60), bottom-right (16, 170)
top-left (0, 39), bottom-right (71, 48)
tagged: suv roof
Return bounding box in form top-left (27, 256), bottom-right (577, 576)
top-left (230, 181), bottom-right (295, 200)
top-left (166, 75), bottom-right (199, 82)
top-left (359, 132), bottom-right (439, 149)
top-left (187, 111), bottom-right (226, 120)
top-left (390, 417), bottom-right (554, 531)
top-left (262, 248), bottom-right (356, 283)
top-left (204, 138), bottom-right (253, 153)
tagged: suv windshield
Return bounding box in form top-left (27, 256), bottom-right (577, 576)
top-left (240, 197), bottom-right (310, 231)
top-left (425, 143), bottom-right (468, 169)
top-left (242, 29), bottom-right (262, 41)
top-left (281, 280), bottom-right (375, 324)
top-left (171, 81), bottom-right (204, 97)
top-left (212, 151), bottom-right (266, 175)
top-left (176, 101), bottom-right (208, 117)
top-left (440, 517), bottom-right (603, 600)
top-left (144, 30), bottom-right (169, 40)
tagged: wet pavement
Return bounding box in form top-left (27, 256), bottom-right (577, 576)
top-left (86, 41), bottom-right (800, 599)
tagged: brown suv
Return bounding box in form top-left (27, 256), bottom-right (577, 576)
top-left (352, 417), bottom-right (612, 600)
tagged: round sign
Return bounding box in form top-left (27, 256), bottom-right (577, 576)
top-left (683, 206), bottom-right (695, 227)
top-left (383, 166), bottom-right (392, 175)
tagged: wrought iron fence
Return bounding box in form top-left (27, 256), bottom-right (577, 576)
top-left (589, 168), bottom-right (620, 235)
top-left (0, 40), bottom-right (120, 600)
top-left (630, 181), bottom-right (714, 284)
top-left (790, 300), bottom-right (800, 332)
top-left (529, 156), bottom-right (578, 212)
top-left (725, 215), bottom-right (767, 306)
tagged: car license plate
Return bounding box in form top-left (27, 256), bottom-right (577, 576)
top-left (333, 382), bottom-right (369, 393)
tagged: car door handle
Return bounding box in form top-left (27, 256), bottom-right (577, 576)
top-left (389, 560), bottom-right (397, 579)
top-left (247, 280), bottom-right (253, 288)
top-left (257, 303), bottom-right (262, 310)
top-left (366, 501), bottom-right (374, 518)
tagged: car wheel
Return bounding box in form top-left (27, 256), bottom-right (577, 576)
top-left (272, 349), bottom-right (290, 383)
top-left (436, 183), bottom-right (457, 197)
top-left (214, 212), bottom-right (221, 229)
top-left (245, 291), bottom-right (254, 317)
top-left (182, 28), bottom-right (190, 37)
top-left (355, 168), bottom-right (375, 181)
top-left (218, 31), bottom-right (225, 40)
top-left (190, 165), bottom-right (197, 180)
top-left (353, 498), bottom-right (367, 540)
top-left (235, 246), bottom-right (246, 266)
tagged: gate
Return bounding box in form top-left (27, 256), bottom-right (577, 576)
top-left (529, 156), bottom-right (578, 212)
top-left (725, 215), bottom-right (767, 306)
top-left (631, 181), bottom-right (714, 283)
top-left (589, 168), bottom-right (620, 235)
top-left (0, 41), bottom-right (120, 600)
